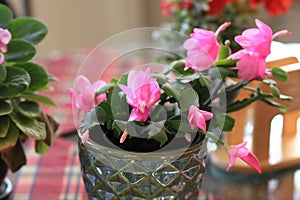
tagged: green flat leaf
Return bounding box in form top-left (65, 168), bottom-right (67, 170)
top-left (0, 65), bottom-right (7, 83)
top-left (80, 108), bottom-right (101, 133)
top-left (35, 140), bottom-right (50, 154)
top-left (9, 17), bottom-right (48, 45)
top-left (10, 111), bottom-right (46, 140)
top-left (0, 4), bottom-right (13, 28)
top-left (0, 115), bottom-right (10, 138)
top-left (148, 130), bottom-right (168, 147)
top-left (218, 44), bottom-right (231, 60)
top-left (0, 122), bottom-right (19, 152)
top-left (170, 59), bottom-right (194, 76)
top-left (14, 100), bottom-right (41, 118)
top-left (4, 39), bottom-right (36, 62)
top-left (0, 100), bottom-right (13, 116)
top-left (162, 81), bottom-right (199, 112)
top-left (113, 120), bottom-right (138, 137)
top-left (270, 84), bottom-right (280, 98)
top-left (151, 73), bottom-right (168, 85)
top-left (20, 93), bottom-right (57, 107)
top-left (0, 66), bottom-right (30, 98)
top-left (117, 73), bottom-right (128, 85)
top-left (96, 83), bottom-right (114, 96)
top-left (213, 59), bottom-right (236, 68)
top-left (272, 67), bottom-right (288, 82)
top-left (111, 87), bottom-right (129, 121)
top-left (216, 114), bottom-right (235, 132)
top-left (15, 62), bottom-right (48, 92)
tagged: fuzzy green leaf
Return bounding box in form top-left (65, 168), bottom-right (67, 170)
top-left (20, 93), bottom-right (57, 107)
top-left (5, 39), bottom-right (36, 62)
top-left (15, 62), bottom-right (48, 92)
top-left (0, 66), bottom-right (30, 98)
top-left (9, 17), bottom-right (48, 45)
top-left (0, 122), bottom-right (19, 152)
top-left (10, 111), bottom-right (46, 140)
top-left (35, 140), bottom-right (50, 154)
top-left (0, 4), bottom-right (13, 28)
top-left (0, 100), bottom-right (13, 116)
top-left (14, 100), bottom-right (41, 118)
top-left (0, 115), bottom-right (10, 138)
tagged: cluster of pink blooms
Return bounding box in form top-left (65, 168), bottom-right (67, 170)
top-left (184, 19), bottom-right (291, 80)
top-left (0, 28), bottom-right (12, 64)
top-left (68, 19), bottom-right (292, 174)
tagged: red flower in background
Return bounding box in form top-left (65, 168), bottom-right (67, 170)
top-left (207, 0), bottom-right (238, 15)
top-left (161, 0), bottom-right (193, 15)
top-left (249, 0), bottom-right (293, 16)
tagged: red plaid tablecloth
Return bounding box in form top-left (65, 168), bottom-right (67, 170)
top-left (11, 137), bottom-right (87, 200)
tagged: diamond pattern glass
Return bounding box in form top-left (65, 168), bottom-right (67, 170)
top-left (78, 138), bottom-right (208, 200)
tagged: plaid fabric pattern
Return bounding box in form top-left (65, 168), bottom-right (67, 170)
top-left (12, 137), bottom-right (87, 200)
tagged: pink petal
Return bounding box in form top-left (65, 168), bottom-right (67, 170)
top-left (240, 152), bottom-right (262, 174)
top-left (0, 28), bottom-right (12, 46)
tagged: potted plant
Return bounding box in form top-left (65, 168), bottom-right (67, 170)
top-left (0, 4), bottom-right (58, 193)
top-left (69, 17), bottom-right (291, 199)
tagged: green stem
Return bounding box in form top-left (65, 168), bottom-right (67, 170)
top-left (202, 131), bottom-right (225, 145)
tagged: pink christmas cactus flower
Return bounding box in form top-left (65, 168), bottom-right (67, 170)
top-left (188, 105), bottom-right (213, 132)
top-left (183, 22), bottom-right (231, 72)
top-left (118, 68), bottom-right (161, 122)
top-left (68, 75), bottom-right (107, 113)
top-left (231, 19), bottom-right (291, 80)
top-left (0, 28), bottom-right (12, 64)
top-left (226, 141), bottom-right (262, 174)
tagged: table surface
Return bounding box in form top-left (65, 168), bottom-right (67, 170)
top-left (7, 47), bottom-right (300, 200)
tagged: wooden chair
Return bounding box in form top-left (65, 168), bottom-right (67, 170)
top-left (210, 57), bottom-right (300, 174)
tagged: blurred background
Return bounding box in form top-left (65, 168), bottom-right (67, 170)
top-left (6, 0), bottom-right (300, 56)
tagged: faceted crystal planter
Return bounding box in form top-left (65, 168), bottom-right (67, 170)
top-left (78, 133), bottom-right (208, 200)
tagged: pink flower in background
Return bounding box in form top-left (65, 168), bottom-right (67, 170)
top-left (226, 142), bottom-right (262, 174)
top-left (119, 68), bottom-right (161, 122)
top-left (188, 105), bottom-right (213, 132)
top-left (231, 19), bottom-right (291, 80)
top-left (68, 75), bottom-right (107, 113)
top-left (183, 22), bottom-right (231, 71)
top-left (0, 28), bottom-right (12, 64)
